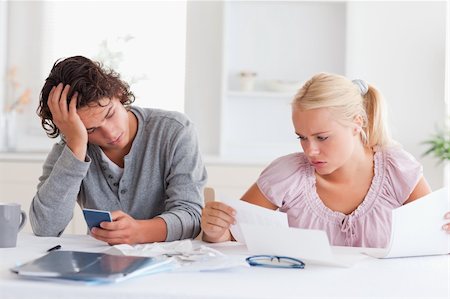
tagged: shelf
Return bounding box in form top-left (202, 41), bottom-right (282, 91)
top-left (0, 151), bottom-right (49, 162)
top-left (226, 90), bottom-right (296, 99)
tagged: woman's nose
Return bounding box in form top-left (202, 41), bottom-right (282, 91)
top-left (306, 142), bottom-right (320, 156)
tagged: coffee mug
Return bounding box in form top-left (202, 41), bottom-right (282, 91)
top-left (0, 203), bottom-right (27, 248)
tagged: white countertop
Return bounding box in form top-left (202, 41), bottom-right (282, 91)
top-left (1, 233), bottom-right (449, 299)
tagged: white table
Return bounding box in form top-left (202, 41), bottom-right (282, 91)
top-left (0, 234), bottom-right (449, 299)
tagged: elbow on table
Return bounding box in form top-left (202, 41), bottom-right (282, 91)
top-left (29, 210), bottom-right (64, 237)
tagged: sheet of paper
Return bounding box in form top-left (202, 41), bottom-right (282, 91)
top-left (220, 198), bottom-right (289, 243)
top-left (240, 223), bottom-right (368, 267)
top-left (365, 187), bottom-right (449, 258)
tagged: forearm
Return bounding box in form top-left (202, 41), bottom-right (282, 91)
top-left (66, 140), bottom-right (87, 162)
top-left (202, 229), bottom-right (233, 243)
top-left (158, 210), bottom-right (202, 241)
top-left (136, 217), bottom-right (168, 243)
top-left (31, 185), bottom-right (82, 237)
top-left (30, 145), bottom-right (90, 236)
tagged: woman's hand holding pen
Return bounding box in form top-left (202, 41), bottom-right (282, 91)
top-left (201, 202), bottom-right (236, 243)
top-left (47, 83), bottom-right (87, 161)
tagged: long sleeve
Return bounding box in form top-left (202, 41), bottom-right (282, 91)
top-left (30, 142), bottom-right (90, 236)
top-left (158, 121), bottom-right (207, 241)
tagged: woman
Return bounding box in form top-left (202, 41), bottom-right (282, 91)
top-left (201, 72), bottom-right (449, 248)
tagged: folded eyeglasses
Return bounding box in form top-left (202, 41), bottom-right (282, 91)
top-left (246, 255), bottom-right (305, 269)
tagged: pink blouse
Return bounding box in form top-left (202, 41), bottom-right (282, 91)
top-left (256, 146), bottom-right (423, 248)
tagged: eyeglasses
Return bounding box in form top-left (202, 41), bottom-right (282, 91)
top-left (246, 255), bottom-right (305, 269)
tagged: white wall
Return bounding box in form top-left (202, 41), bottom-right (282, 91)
top-left (184, 1), bottom-right (224, 155)
top-left (0, 2), bottom-right (6, 106)
top-left (224, 2), bottom-right (346, 88)
top-left (346, 1), bottom-right (447, 190)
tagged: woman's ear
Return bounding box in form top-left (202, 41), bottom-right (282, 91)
top-left (352, 115), bottom-right (364, 136)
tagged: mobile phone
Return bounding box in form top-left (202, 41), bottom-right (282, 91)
top-left (82, 208), bottom-right (112, 230)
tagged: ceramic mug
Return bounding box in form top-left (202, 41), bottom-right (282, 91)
top-left (0, 203), bottom-right (27, 248)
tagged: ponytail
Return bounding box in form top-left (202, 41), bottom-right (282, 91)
top-left (362, 85), bottom-right (391, 147)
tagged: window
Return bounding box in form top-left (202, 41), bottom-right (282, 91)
top-left (3, 1), bottom-right (187, 151)
top-left (42, 1), bottom-right (187, 112)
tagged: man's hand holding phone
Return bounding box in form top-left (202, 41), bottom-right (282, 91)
top-left (82, 208), bottom-right (113, 231)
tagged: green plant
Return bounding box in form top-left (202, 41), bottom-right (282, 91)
top-left (423, 130), bottom-right (450, 163)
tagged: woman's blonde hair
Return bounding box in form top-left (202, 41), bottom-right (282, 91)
top-left (292, 72), bottom-right (391, 148)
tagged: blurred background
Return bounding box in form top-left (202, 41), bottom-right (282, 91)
top-left (0, 1), bottom-right (448, 233)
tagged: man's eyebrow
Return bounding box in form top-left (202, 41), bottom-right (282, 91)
top-left (85, 106), bottom-right (113, 131)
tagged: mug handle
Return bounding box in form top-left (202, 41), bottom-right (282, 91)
top-left (18, 210), bottom-right (27, 231)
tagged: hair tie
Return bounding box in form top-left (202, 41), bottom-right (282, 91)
top-left (352, 79), bottom-right (369, 96)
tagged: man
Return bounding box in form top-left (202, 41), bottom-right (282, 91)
top-left (31, 56), bottom-right (206, 244)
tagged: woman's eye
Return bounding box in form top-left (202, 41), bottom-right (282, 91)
top-left (106, 112), bottom-right (115, 119)
top-left (297, 135), bottom-right (306, 141)
top-left (317, 136), bottom-right (328, 141)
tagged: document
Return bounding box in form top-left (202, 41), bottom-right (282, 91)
top-left (224, 188), bottom-right (449, 266)
top-left (11, 250), bottom-right (175, 283)
top-left (240, 223), bottom-right (368, 267)
top-left (220, 198), bottom-right (289, 243)
top-left (222, 198), bottom-right (365, 267)
top-left (364, 187), bottom-right (450, 258)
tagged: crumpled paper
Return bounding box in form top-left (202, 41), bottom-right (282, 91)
top-left (103, 239), bottom-right (247, 272)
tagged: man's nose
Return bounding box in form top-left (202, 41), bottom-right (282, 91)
top-left (100, 123), bottom-right (116, 140)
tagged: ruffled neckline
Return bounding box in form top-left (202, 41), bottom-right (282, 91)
top-left (305, 148), bottom-right (385, 225)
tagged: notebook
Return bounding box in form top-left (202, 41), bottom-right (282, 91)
top-left (11, 250), bottom-right (175, 283)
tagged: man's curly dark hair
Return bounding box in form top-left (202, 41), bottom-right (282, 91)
top-left (37, 55), bottom-right (135, 138)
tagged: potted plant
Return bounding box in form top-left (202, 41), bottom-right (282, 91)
top-left (423, 130), bottom-right (450, 163)
top-left (423, 127), bottom-right (450, 186)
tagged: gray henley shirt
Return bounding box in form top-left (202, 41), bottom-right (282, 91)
top-left (30, 106), bottom-right (207, 241)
